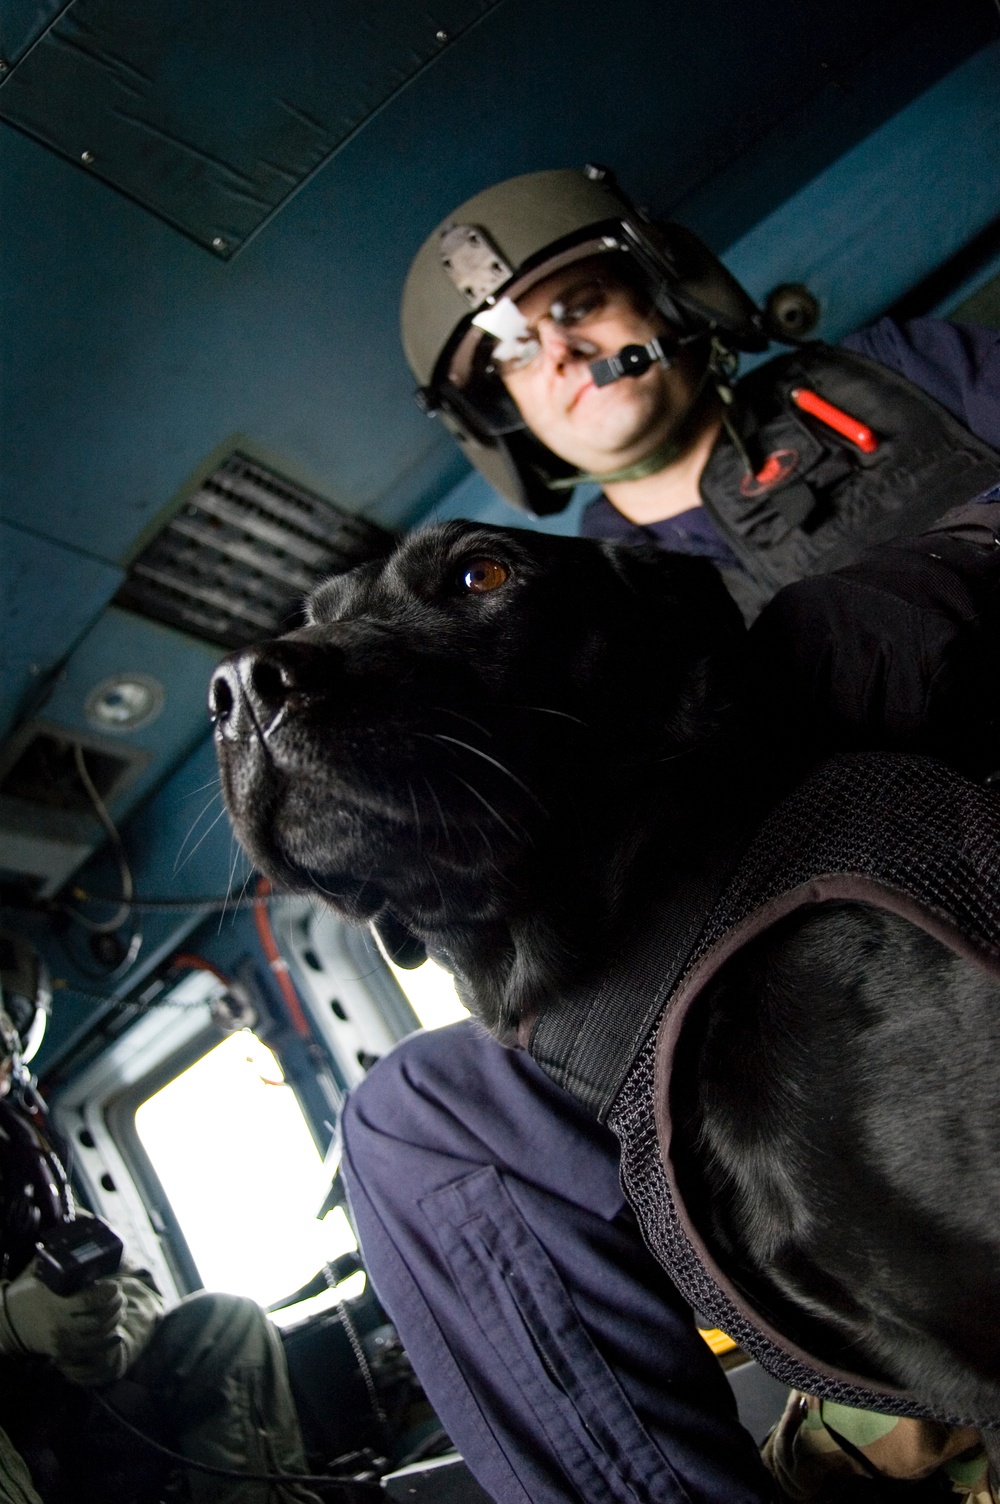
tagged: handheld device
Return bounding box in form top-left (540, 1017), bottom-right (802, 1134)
top-left (34, 1216), bottom-right (124, 1296)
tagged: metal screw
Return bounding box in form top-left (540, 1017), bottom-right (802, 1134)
top-left (80, 150), bottom-right (95, 165)
top-left (0, 61), bottom-right (9, 74)
top-left (211, 235), bottom-right (227, 252)
top-left (436, 28), bottom-right (449, 41)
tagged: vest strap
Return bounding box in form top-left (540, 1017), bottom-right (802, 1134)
top-left (528, 827), bottom-right (749, 1120)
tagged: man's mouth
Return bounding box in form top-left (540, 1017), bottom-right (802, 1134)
top-left (567, 376), bottom-right (595, 412)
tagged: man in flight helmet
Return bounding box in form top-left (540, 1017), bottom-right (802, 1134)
top-left (340, 170), bottom-right (1000, 1504)
top-left (401, 166), bottom-right (1000, 622)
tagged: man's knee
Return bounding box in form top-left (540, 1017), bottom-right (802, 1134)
top-left (139, 1291), bottom-right (275, 1389)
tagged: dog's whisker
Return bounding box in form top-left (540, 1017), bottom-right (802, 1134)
top-left (434, 707), bottom-right (493, 739)
top-left (513, 704), bottom-right (589, 728)
top-left (424, 775), bottom-right (477, 860)
top-left (180, 775), bottom-right (223, 800)
top-left (406, 779), bottom-right (424, 845)
top-left (427, 734), bottom-right (547, 812)
top-left (423, 856), bottom-right (448, 916)
top-left (218, 840), bottom-right (242, 935)
top-left (422, 777), bottom-right (451, 841)
top-left (235, 861), bottom-right (256, 912)
top-left (174, 799), bottom-right (228, 876)
top-left (449, 774), bottom-right (520, 840)
top-left (229, 852), bottom-right (252, 928)
top-left (172, 794), bottom-right (225, 878)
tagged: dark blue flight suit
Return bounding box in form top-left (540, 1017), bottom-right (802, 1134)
top-left (341, 316), bottom-right (1000, 1504)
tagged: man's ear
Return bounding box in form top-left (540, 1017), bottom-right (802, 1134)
top-left (371, 912), bottom-right (427, 970)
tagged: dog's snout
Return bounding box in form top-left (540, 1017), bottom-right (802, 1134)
top-left (247, 652), bottom-right (294, 710)
top-left (210, 641), bottom-right (333, 737)
top-left (209, 660), bottom-right (238, 726)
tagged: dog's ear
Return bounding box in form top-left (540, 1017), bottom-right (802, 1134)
top-left (371, 912), bottom-right (427, 969)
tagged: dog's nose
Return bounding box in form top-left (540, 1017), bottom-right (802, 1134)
top-left (209, 642), bottom-right (328, 735)
top-left (209, 660), bottom-right (239, 726)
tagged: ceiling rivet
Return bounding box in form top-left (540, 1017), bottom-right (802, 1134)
top-left (211, 236), bottom-right (228, 252)
top-left (80, 150), bottom-right (95, 165)
top-left (436, 28), bottom-right (449, 41)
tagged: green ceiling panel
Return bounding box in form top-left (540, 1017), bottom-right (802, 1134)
top-left (0, 0), bottom-right (499, 254)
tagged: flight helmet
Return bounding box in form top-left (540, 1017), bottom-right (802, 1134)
top-left (400, 165), bottom-right (767, 515)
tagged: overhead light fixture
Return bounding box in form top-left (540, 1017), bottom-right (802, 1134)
top-left (85, 674), bottom-right (164, 733)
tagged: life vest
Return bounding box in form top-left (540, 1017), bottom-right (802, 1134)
top-left (701, 345), bottom-right (1000, 618)
top-left (527, 753), bottom-right (1000, 1425)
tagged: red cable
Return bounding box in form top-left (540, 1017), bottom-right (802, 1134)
top-left (251, 878), bottom-right (313, 1037)
top-left (170, 953), bottom-right (231, 986)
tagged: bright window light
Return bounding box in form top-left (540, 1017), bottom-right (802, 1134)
top-left (135, 1031), bottom-right (356, 1308)
top-left (386, 955), bottom-right (469, 1029)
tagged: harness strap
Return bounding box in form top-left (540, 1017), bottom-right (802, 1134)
top-left (527, 828), bottom-right (749, 1120)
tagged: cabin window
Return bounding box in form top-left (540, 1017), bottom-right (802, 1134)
top-left (383, 954), bottom-right (469, 1030)
top-left (134, 1029), bottom-right (357, 1313)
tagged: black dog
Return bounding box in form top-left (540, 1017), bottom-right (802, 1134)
top-left (212, 520), bottom-right (1000, 1425)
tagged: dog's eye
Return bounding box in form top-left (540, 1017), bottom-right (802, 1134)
top-left (460, 558), bottom-right (509, 594)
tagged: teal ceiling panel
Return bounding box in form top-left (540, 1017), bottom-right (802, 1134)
top-left (34, 604), bottom-right (224, 818)
top-left (0, 0), bottom-right (499, 254)
top-left (0, 522), bottom-right (122, 740)
top-left (723, 41), bottom-right (1000, 347)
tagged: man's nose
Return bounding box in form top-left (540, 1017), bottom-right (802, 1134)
top-left (536, 318), bottom-right (598, 373)
top-left (209, 641), bottom-right (334, 738)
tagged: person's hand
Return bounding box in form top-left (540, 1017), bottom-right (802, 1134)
top-left (0, 1268), bottom-right (158, 1385)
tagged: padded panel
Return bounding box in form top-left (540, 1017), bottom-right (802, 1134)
top-left (0, 521), bottom-right (123, 740)
top-left (0, 0), bottom-right (68, 67)
top-left (0, 0), bottom-right (498, 253)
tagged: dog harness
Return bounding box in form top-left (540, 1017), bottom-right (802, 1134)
top-left (527, 752), bottom-right (1000, 1424)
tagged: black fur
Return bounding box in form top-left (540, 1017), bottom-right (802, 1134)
top-left (213, 522), bottom-right (749, 1038)
top-left (213, 520), bottom-right (1000, 1423)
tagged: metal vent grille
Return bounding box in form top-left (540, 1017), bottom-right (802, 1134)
top-left (115, 454), bottom-right (396, 649)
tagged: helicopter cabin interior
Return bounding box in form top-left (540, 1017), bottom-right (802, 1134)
top-left (2, 0), bottom-right (1000, 1494)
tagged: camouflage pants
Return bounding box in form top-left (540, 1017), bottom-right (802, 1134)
top-left (0, 1291), bottom-right (321, 1504)
top-left (763, 1390), bottom-right (995, 1502)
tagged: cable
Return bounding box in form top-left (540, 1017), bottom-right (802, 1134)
top-left (169, 952), bottom-right (233, 986)
top-left (70, 746), bottom-right (134, 934)
top-left (48, 984), bottom-right (211, 1012)
top-left (88, 1388), bottom-right (383, 1496)
top-left (66, 890), bottom-right (277, 913)
top-left (63, 746), bottom-right (143, 981)
top-left (253, 878), bottom-right (313, 1037)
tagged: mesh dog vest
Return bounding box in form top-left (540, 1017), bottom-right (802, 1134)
top-left (529, 753), bottom-right (1000, 1424)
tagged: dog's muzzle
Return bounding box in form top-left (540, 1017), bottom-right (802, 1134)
top-left (210, 642), bottom-right (325, 745)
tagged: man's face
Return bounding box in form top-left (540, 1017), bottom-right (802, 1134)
top-left (498, 259), bottom-right (706, 474)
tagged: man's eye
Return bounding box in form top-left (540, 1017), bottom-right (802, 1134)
top-left (459, 558), bottom-right (509, 593)
top-left (554, 285), bottom-right (608, 327)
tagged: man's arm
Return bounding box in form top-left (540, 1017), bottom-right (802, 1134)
top-left (841, 315), bottom-right (1000, 448)
top-left (749, 497), bottom-right (1000, 779)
